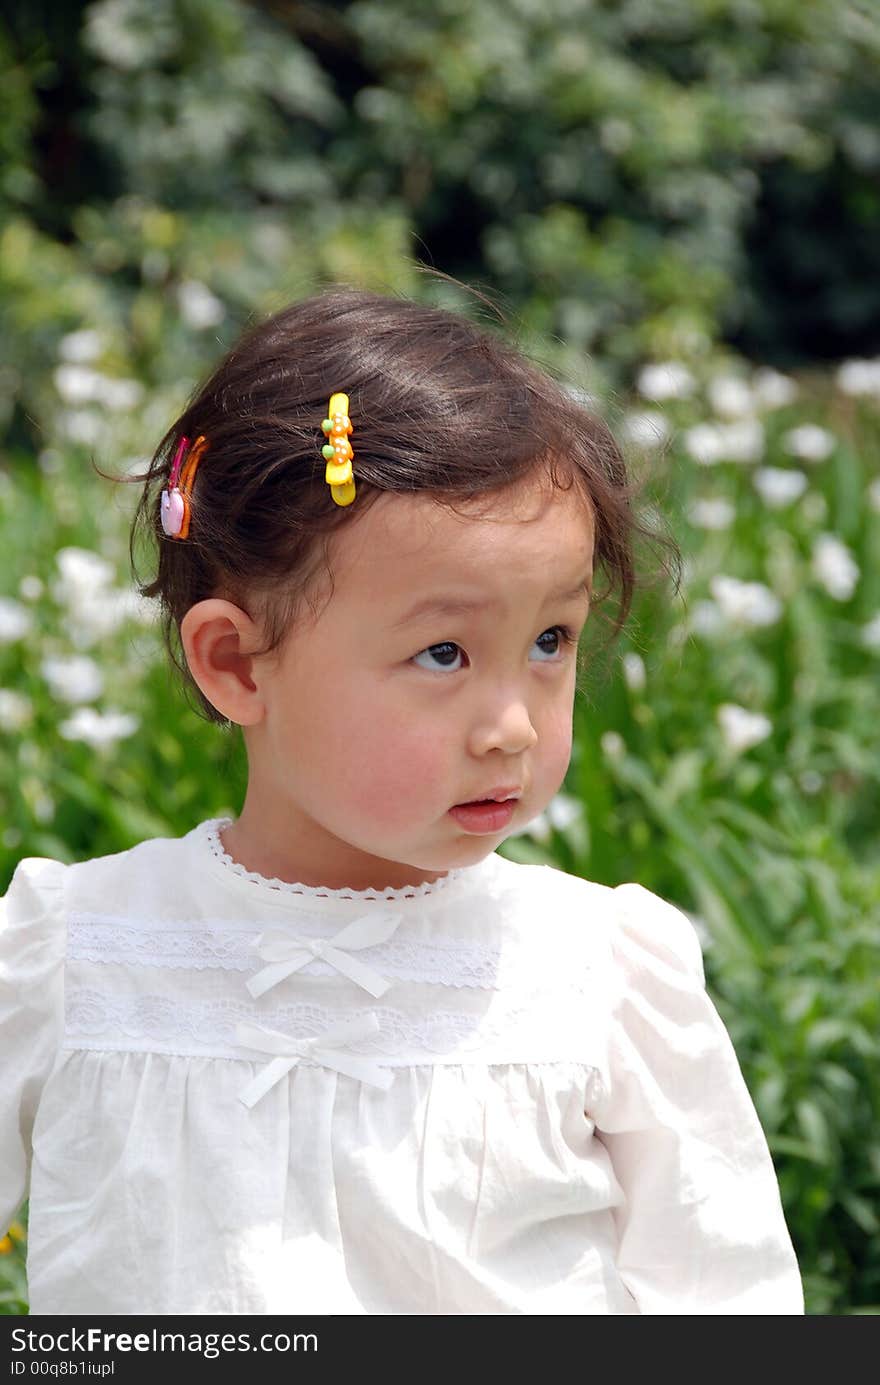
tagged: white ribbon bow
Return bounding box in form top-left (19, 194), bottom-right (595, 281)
top-left (236, 1014), bottom-right (393, 1108)
top-left (246, 911), bottom-right (401, 1000)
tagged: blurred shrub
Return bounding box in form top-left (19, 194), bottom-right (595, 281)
top-left (2, 0), bottom-right (880, 463)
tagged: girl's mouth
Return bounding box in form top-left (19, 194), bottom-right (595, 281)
top-left (448, 799), bottom-right (518, 833)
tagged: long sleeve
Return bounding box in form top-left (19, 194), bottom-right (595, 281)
top-left (590, 881), bottom-right (803, 1314)
top-left (0, 857), bottom-right (68, 1234)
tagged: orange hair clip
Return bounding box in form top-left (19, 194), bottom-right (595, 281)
top-left (161, 435), bottom-right (208, 539)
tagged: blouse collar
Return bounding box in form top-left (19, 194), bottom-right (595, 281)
top-left (191, 816), bottom-right (500, 916)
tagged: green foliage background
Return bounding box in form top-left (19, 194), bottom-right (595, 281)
top-left (1, 0), bottom-right (879, 1314)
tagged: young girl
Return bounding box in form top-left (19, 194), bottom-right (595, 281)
top-left (1, 285), bottom-right (803, 1315)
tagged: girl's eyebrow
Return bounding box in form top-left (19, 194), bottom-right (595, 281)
top-left (390, 573), bottom-right (592, 629)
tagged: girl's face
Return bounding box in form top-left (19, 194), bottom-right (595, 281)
top-left (236, 473), bottom-right (594, 890)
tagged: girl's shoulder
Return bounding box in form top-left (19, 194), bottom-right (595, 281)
top-left (65, 831), bottom-right (183, 915)
top-left (605, 879), bottom-right (705, 984)
top-left (0, 855), bottom-right (70, 975)
top-left (1, 826), bottom-right (196, 937)
top-left (495, 854), bottom-right (705, 984)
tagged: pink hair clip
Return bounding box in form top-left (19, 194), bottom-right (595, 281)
top-left (161, 435), bottom-right (208, 540)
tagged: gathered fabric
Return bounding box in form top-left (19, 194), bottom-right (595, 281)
top-left (0, 817), bottom-right (803, 1315)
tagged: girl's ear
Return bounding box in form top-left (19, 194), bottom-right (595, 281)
top-left (179, 599), bottom-right (270, 727)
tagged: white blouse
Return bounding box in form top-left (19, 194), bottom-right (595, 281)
top-left (0, 817), bottom-right (803, 1315)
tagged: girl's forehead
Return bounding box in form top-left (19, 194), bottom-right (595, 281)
top-left (330, 484), bottom-right (594, 598)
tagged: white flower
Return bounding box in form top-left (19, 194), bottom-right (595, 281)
top-left (0, 597), bottom-right (32, 643)
top-left (84, 0), bottom-right (182, 70)
top-left (688, 497), bottom-right (736, 530)
top-left (54, 551), bottom-right (155, 642)
top-left (684, 419), bottom-right (764, 466)
top-left (752, 368), bottom-right (798, 410)
top-left (114, 588), bottom-right (160, 627)
top-left (67, 591), bottom-right (142, 647)
top-left (868, 477), bottom-right (880, 513)
top-left (636, 361), bottom-right (696, 401)
top-left (524, 792), bottom-right (583, 844)
top-left (57, 410), bottom-right (105, 445)
top-left (54, 365), bottom-right (143, 414)
top-left (19, 575), bottom-right (44, 601)
top-left (547, 793), bottom-right (583, 831)
top-left (684, 423), bottom-right (725, 466)
top-left (752, 467), bottom-right (809, 508)
top-left (783, 424), bottom-right (836, 463)
top-left (52, 552), bottom-right (155, 644)
top-left (717, 703), bottom-right (772, 754)
top-left (622, 652), bottom-right (646, 691)
top-left (708, 375), bottom-right (755, 419)
top-left (720, 418), bottom-right (765, 463)
top-left (620, 410), bottom-right (671, 448)
top-left (178, 280), bottom-right (226, 330)
top-left (0, 689), bottom-right (33, 731)
top-left (54, 364), bottom-right (104, 404)
top-left (58, 329), bottom-right (103, 363)
top-left (53, 551), bottom-right (119, 643)
top-left (836, 358), bottom-right (880, 396)
top-left (600, 730), bottom-right (626, 759)
top-left (58, 706), bottom-right (139, 750)
top-left (102, 378), bottom-right (144, 412)
top-left (812, 533), bottom-right (859, 601)
top-left (55, 547), bottom-right (116, 593)
top-left (709, 575), bottom-right (783, 628)
top-left (861, 614), bottom-right (880, 650)
top-left (689, 599), bottom-right (725, 637)
top-left (41, 654), bottom-right (104, 704)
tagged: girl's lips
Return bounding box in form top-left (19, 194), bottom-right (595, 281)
top-left (457, 785), bottom-right (521, 803)
top-left (448, 800), bottom-right (517, 833)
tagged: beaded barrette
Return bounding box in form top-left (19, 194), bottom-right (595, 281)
top-left (160, 434), bottom-right (208, 540)
top-left (321, 393), bottom-right (355, 506)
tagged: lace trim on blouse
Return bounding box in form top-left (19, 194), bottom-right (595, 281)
top-left (63, 985), bottom-right (598, 1067)
top-left (200, 817), bottom-right (471, 902)
top-left (67, 911), bottom-right (505, 991)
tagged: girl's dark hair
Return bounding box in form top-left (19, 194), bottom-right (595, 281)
top-left (117, 276), bottom-right (680, 725)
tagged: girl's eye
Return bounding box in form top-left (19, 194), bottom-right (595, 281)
top-left (411, 626), bottom-right (579, 674)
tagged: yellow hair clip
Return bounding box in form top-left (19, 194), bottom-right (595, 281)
top-left (321, 392), bottom-right (355, 506)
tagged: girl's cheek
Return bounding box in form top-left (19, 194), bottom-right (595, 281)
top-left (351, 726), bottom-right (447, 817)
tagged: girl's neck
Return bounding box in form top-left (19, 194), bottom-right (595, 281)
top-left (218, 815), bottom-right (451, 893)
